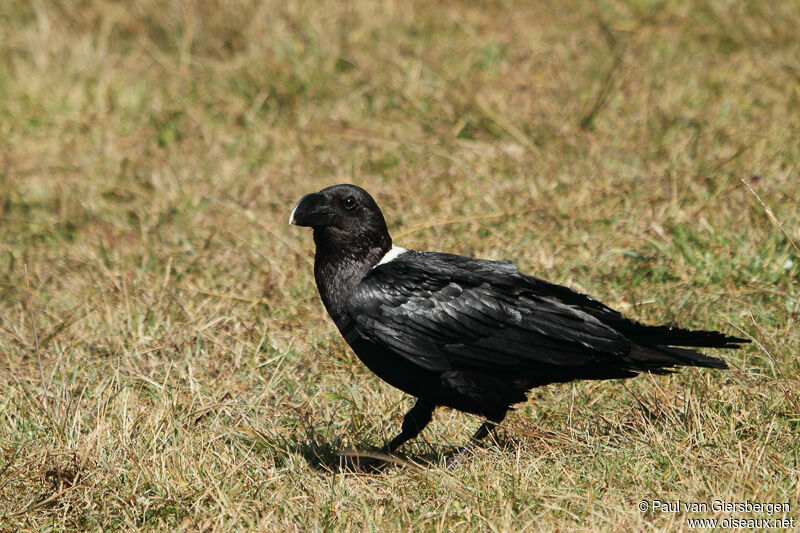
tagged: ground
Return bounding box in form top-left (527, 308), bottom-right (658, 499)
top-left (0, 0), bottom-right (798, 530)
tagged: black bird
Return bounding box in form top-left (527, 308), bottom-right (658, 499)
top-left (290, 184), bottom-right (747, 458)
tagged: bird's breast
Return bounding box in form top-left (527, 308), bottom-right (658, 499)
top-left (343, 334), bottom-right (441, 399)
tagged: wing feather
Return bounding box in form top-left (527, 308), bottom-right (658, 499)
top-left (346, 252), bottom-right (632, 373)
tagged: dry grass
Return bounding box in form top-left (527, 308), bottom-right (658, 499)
top-left (1, 0), bottom-right (798, 530)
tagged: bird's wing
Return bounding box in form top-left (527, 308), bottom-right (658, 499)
top-left (518, 266), bottom-right (745, 348)
top-left (345, 252), bottom-right (632, 372)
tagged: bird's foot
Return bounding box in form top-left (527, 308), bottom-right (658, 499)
top-left (444, 441), bottom-right (478, 470)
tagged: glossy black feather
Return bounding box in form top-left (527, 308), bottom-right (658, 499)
top-left (346, 251), bottom-right (742, 378)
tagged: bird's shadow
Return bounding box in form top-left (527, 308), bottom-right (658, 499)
top-left (263, 428), bottom-right (521, 475)
top-left (282, 435), bottom-right (447, 474)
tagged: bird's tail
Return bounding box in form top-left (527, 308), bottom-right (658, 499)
top-left (631, 345), bottom-right (729, 371)
top-left (618, 324), bottom-right (749, 372)
top-left (621, 324), bottom-right (747, 350)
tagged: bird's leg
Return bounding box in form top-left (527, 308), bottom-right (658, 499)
top-left (445, 420), bottom-right (497, 469)
top-left (382, 399), bottom-right (435, 454)
top-left (470, 420), bottom-right (495, 442)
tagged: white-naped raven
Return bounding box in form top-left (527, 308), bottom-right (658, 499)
top-left (290, 184), bottom-right (747, 459)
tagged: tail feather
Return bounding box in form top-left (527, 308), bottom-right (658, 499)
top-left (628, 344), bottom-right (729, 372)
top-left (620, 323), bottom-right (748, 349)
top-left (652, 345), bottom-right (729, 369)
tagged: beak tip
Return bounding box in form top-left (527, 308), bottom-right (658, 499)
top-left (289, 202), bottom-right (300, 226)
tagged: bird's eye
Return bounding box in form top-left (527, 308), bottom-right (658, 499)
top-left (343, 197), bottom-right (357, 211)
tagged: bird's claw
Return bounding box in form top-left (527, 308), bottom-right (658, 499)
top-left (444, 442), bottom-right (477, 470)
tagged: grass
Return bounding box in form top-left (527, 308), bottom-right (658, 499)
top-left (0, 0), bottom-right (798, 530)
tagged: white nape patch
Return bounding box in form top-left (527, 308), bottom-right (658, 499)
top-left (374, 246), bottom-right (409, 268)
top-left (288, 201), bottom-right (300, 225)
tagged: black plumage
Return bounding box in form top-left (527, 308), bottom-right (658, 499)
top-left (290, 184), bottom-right (747, 457)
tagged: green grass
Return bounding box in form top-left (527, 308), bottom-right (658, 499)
top-left (1, 0), bottom-right (798, 530)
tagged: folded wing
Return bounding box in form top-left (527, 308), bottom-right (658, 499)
top-left (346, 252), bottom-right (636, 373)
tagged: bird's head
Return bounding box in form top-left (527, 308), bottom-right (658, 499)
top-left (289, 184), bottom-right (392, 260)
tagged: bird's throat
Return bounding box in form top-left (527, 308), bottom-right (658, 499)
top-left (312, 227), bottom-right (391, 325)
